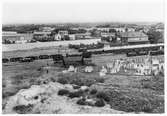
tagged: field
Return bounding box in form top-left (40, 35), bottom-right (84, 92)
top-left (2, 47), bottom-right (164, 113)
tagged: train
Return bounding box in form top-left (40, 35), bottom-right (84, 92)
top-left (2, 52), bottom-right (92, 64)
top-left (2, 43), bottom-right (164, 63)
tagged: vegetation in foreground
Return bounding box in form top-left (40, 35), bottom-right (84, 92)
top-left (2, 59), bottom-right (164, 113)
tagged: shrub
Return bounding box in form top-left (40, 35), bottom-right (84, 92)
top-left (57, 77), bottom-right (68, 84)
top-left (141, 75), bottom-right (164, 92)
top-left (95, 78), bottom-right (105, 83)
top-left (95, 99), bottom-right (105, 107)
top-left (71, 79), bottom-right (84, 86)
top-left (77, 98), bottom-right (87, 105)
top-left (68, 90), bottom-right (84, 98)
top-left (141, 103), bottom-right (153, 113)
top-left (13, 104), bottom-right (34, 114)
top-left (58, 89), bottom-right (69, 96)
top-left (90, 89), bottom-right (97, 95)
top-left (84, 79), bottom-right (95, 87)
top-left (96, 91), bottom-right (110, 102)
top-left (50, 77), bottom-right (56, 82)
top-left (73, 85), bottom-right (81, 89)
top-left (109, 94), bottom-right (155, 113)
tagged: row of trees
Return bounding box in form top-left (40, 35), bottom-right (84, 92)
top-left (147, 29), bottom-right (163, 44)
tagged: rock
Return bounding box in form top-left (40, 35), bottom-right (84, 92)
top-left (85, 98), bottom-right (96, 106)
top-left (99, 72), bottom-right (106, 77)
top-left (80, 86), bottom-right (89, 91)
top-left (64, 84), bottom-right (73, 91)
top-left (62, 70), bottom-right (68, 73)
top-left (68, 65), bottom-right (75, 72)
top-left (3, 82), bottom-right (125, 114)
top-left (101, 66), bottom-right (107, 73)
top-left (85, 66), bottom-right (93, 73)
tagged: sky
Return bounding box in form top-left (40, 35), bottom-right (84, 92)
top-left (2, 0), bottom-right (164, 24)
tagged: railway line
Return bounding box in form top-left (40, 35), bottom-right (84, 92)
top-left (2, 43), bottom-right (164, 64)
top-left (87, 43), bottom-right (164, 54)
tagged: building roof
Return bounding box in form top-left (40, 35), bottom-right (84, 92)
top-left (34, 31), bottom-right (51, 35)
top-left (2, 31), bottom-right (17, 35)
top-left (119, 32), bottom-right (148, 38)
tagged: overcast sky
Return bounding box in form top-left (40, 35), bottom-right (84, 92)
top-left (2, 0), bottom-right (164, 24)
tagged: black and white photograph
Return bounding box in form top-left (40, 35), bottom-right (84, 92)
top-left (1, 0), bottom-right (165, 114)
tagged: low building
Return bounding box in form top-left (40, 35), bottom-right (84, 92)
top-left (118, 32), bottom-right (149, 45)
top-left (54, 31), bottom-right (69, 41)
top-left (69, 34), bottom-right (75, 40)
top-left (113, 28), bottom-right (126, 32)
top-left (101, 32), bottom-right (116, 42)
top-left (39, 27), bottom-right (55, 32)
top-left (33, 31), bottom-right (52, 41)
top-left (75, 32), bottom-right (92, 40)
top-left (2, 31), bottom-right (33, 44)
top-left (97, 28), bottom-right (110, 32)
top-left (58, 31), bottom-right (68, 35)
top-left (127, 28), bottom-right (135, 32)
top-left (101, 32), bottom-right (115, 38)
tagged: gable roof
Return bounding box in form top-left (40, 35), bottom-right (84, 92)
top-left (119, 32), bottom-right (148, 38)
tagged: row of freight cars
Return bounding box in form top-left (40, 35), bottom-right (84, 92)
top-left (87, 48), bottom-right (164, 56)
top-left (126, 50), bottom-right (164, 57)
top-left (2, 49), bottom-right (163, 64)
top-left (2, 52), bottom-right (92, 63)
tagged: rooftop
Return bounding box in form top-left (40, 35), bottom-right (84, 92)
top-left (119, 32), bottom-right (148, 38)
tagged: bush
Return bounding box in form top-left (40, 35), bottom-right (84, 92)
top-left (73, 85), bottom-right (81, 89)
top-left (77, 98), bottom-right (87, 105)
top-left (68, 90), bottom-right (84, 98)
top-left (57, 73), bottom-right (103, 87)
top-left (58, 89), bottom-right (69, 96)
top-left (95, 99), bottom-right (105, 107)
top-left (50, 77), bottom-right (56, 82)
top-left (95, 78), bottom-right (105, 83)
top-left (96, 91), bottom-right (110, 102)
top-left (90, 89), bottom-right (97, 95)
top-left (57, 77), bottom-right (68, 84)
top-left (109, 95), bottom-right (154, 113)
top-left (71, 78), bottom-right (84, 86)
top-left (141, 103), bottom-right (153, 113)
top-left (13, 104), bottom-right (34, 114)
top-left (141, 75), bottom-right (164, 92)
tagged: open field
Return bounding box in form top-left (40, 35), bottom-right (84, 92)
top-left (2, 49), bottom-right (164, 113)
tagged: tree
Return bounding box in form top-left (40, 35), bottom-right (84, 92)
top-left (147, 29), bottom-right (163, 44)
top-left (109, 29), bottom-right (116, 33)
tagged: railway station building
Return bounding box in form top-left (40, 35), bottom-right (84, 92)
top-left (118, 32), bottom-right (149, 45)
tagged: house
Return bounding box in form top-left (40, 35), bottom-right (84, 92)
top-left (101, 32), bottom-right (116, 42)
top-left (2, 31), bottom-right (33, 44)
top-left (39, 27), bottom-right (55, 32)
top-left (54, 31), bottom-right (69, 41)
top-left (75, 32), bottom-right (91, 40)
top-left (55, 34), bottom-right (62, 41)
top-left (33, 31), bottom-right (52, 41)
top-left (58, 30), bottom-right (68, 35)
top-left (118, 32), bottom-right (149, 45)
top-left (101, 32), bottom-right (115, 37)
top-left (127, 28), bottom-right (135, 32)
top-left (97, 28), bottom-right (110, 32)
top-left (113, 28), bottom-right (126, 32)
top-left (69, 34), bottom-right (75, 40)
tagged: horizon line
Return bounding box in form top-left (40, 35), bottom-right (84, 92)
top-left (3, 21), bottom-right (163, 25)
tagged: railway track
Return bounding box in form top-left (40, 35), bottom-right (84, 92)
top-left (87, 43), bottom-right (164, 54)
top-left (2, 43), bottom-right (164, 63)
